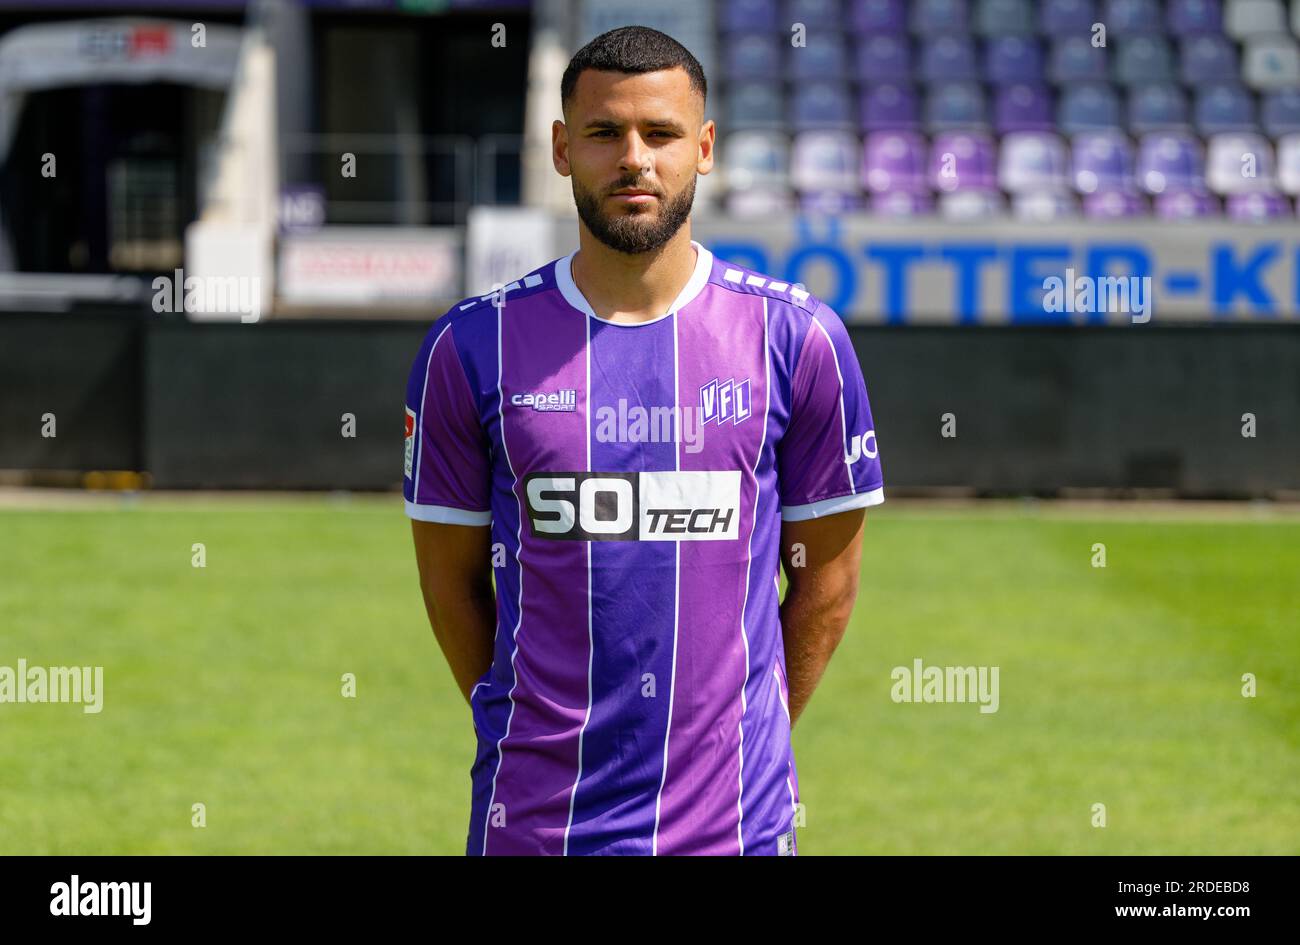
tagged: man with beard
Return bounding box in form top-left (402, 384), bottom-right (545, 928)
top-left (404, 25), bottom-right (885, 855)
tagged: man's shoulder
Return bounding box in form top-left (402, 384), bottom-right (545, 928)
top-left (706, 255), bottom-right (823, 316)
top-left (441, 258), bottom-right (561, 323)
top-left (414, 257), bottom-right (564, 362)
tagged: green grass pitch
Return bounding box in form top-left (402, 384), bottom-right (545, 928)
top-left (1, 495), bottom-right (1296, 854)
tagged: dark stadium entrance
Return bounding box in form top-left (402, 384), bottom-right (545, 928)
top-left (0, 17), bottom-right (242, 277)
top-left (1, 81), bottom-right (225, 274)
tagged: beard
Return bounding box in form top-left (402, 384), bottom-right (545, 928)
top-left (572, 173), bottom-right (696, 255)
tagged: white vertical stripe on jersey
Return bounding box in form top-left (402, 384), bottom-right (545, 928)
top-left (651, 310), bottom-right (683, 856)
top-left (483, 304), bottom-right (525, 856)
top-left (563, 302), bottom-right (596, 855)
top-left (734, 295), bottom-right (773, 854)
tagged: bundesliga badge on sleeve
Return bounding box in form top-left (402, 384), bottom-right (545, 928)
top-left (404, 406), bottom-right (416, 479)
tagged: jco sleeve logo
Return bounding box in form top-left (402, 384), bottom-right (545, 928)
top-left (523, 470), bottom-right (741, 541)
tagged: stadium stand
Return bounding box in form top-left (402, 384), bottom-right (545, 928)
top-left (717, 0), bottom-right (1300, 219)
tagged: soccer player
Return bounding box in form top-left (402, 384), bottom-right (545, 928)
top-left (405, 25), bottom-right (884, 855)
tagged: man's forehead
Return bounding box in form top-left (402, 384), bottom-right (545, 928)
top-left (570, 67), bottom-right (701, 118)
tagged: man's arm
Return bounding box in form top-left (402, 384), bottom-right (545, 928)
top-left (411, 519), bottom-right (496, 705)
top-left (778, 507), bottom-right (866, 728)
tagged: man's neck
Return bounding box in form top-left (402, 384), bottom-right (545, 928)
top-left (570, 230), bottom-right (697, 325)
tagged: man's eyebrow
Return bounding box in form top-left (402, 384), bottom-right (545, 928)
top-left (583, 118), bottom-right (687, 133)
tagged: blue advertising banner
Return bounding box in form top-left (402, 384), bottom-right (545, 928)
top-left (695, 217), bottom-right (1300, 324)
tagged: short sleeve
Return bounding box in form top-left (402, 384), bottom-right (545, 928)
top-left (403, 315), bottom-right (492, 525)
top-left (778, 301), bottom-right (885, 521)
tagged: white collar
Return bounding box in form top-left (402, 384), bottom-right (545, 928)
top-left (555, 239), bottom-right (713, 326)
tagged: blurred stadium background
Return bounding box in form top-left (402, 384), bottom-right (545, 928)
top-left (0, 0), bottom-right (1297, 855)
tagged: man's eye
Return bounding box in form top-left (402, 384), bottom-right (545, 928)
top-left (592, 130), bottom-right (673, 138)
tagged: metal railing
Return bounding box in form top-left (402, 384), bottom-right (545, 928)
top-left (280, 132), bottom-right (525, 225)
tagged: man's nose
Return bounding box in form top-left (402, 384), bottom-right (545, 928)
top-left (618, 131), bottom-right (650, 172)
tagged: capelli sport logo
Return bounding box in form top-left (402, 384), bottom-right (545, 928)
top-left (511, 389), bottom-right (577, 412)
top-left (524, 470), bottom-right (740, 541)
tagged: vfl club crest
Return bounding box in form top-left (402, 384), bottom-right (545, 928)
top-left (699, 377), bottom-right (752, 426)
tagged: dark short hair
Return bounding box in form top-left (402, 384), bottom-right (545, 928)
top-left (561, 26), bottom-right (708, 118)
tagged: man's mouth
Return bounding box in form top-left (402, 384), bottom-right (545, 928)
top-left (610, 188), bottom-right (657, 203)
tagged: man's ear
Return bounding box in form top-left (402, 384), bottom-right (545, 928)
top-left (553, 119), bottom-right (571, 177)
top-left (697, 118), bottom-right (716, 175)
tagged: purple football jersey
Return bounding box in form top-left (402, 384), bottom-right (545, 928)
top-left (403, 240), bottom-right (884, 855)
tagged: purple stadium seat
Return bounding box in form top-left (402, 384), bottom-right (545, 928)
top-left (925, 82), bottom-right (989, 131)
top-left (1180, 34), bottom-right (1239, 85)
top-left (1155, 190), bottom-right (1221, 217)
top-left (939, 190), bottom-right (1007, 219)
top-left (1059, 83), bottom-right (1123, 134)
top-left (1195, 83), bottom-right (1258, 134)
top-left (1276, 133), bottom-right (1300, 193)
top-left (910, 0), bottom-right (969, 34)
top-left (1115, 36), bottom-right (1177, 85)
top-left (790, 81), bottom-right (856, 130)
top-left (1072, 131), bottom-right (1137, 193)
top-left (1040, 0), bottom-right (1097, 32)
top-left (1083, 190), bottom-right (1149, 217)
top-left (1128, 85), bottom-right (1192, 133)
top-left (871, 191), bottom-right (936, 217)
top-left (861, 82), bottom-right (921, 131)
top-left (1104, 0), bottom-right (1163, 33)
top-left (1206, 131), bottom-right (1276, 193)
top-left (720, 0), bottom-right (780, 31)
top-left (785, 0), bottom-right (843, 28)
top-left (862, 130), bottom-right (929, 193)
top-left (851, 0), bottom-right (908, 32)
top-left (1050, 37), bottom-right (1109, 84)
top-left (799, 190), bottom-right (868, 213)
top-left (929, 131), bottom-right (999, 192)
top-left (723, 131), bottom-right (791, 191)
top-left (995, 84), bottom-right (1054, 133)
top-left (921, 36), bottom-right (979, 82)
top-left (725, 188), bottom-right (796, 218)
top-left (789, 34), bottom-right (850, 81)
top-left (726, 83), bottom-right (785, 130)
top-left (986, 36), bottom-right (1045, 85)
top-left (999, 131), bottom-right (1071, 193)
top-left (1225, 191), bottom-right (1291, 220)
top-left (724, 34), bottom-right (782, 81)
top-left (1013, 191), bottom-right (1081, 221)
top-left (1136, 131), bottom-right (1207, 193)
top-left (1262, 89), bottom-right (1300, 135)
top-left (791, 130), bottom-right (862, 192)
top-left (856, 34), bottom-right (912, 82)
top-left (722, 83), bottom-right (780, 129)
top-left (1167, 0), bottom-right (1223, 34)
top-left (975, 0), bottom-right (1036, 34)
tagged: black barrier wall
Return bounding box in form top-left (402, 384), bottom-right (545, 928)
top-left (857, 327), bottom-right (1300, 496)
top-left (0, 313), bottom-right (142, 472)
top-left (1, 316), bottom-right (1296, 495)
top-left (145, 321), bottom-right (422, 490)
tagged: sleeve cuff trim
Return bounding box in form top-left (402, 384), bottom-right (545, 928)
top-left (781, 486), bottom-right (884, 521)
top-left (405, 500), bottom-right (491, 525)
